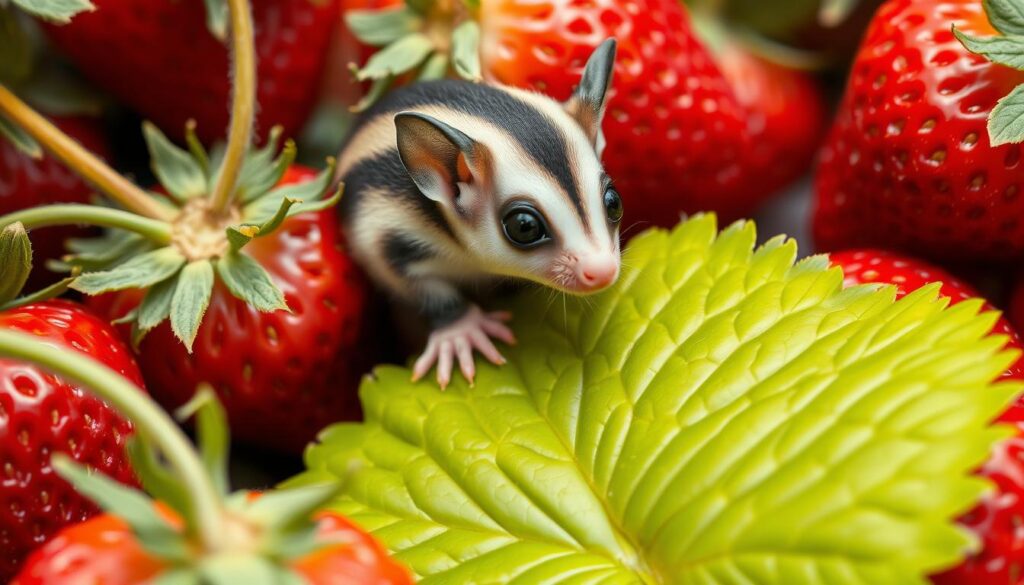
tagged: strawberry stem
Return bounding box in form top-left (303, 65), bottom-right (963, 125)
top-left (0, 205), bottom-right (174, 244)
top-left (209, 0), bottom-right (257, 215)
top-left (0, 85), bottom-right (177, 222)
top-left (0, 330), bottom-right (228, 553)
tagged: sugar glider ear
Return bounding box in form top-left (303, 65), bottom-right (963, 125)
top-left (394, 112), bottom-right (492, 210)
top-left (565, 38), bottom-right (617, 149)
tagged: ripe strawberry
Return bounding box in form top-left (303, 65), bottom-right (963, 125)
top-left (830, 249), bottom-right (1024, 584)
top-left (814, 0), bottom-right (1024, 262)
top-left (0, 300), bottom-right (143, 582)
top-left (14, 508), bottom-right (412, 584)
top-left (710, 40), bottom-right (827, 219)
top-left (0, 330), bottom-right (411, 585)
top-left (91, 166), bottom-right (374, 454)
top-left (0, 115), bottom-right (108, 288)
top-left (344, 0), bottom-right (825, 227)
top-left (1, 0), bottom-right (375, 455)
top-left (42, 0), bottom-right (340, 143)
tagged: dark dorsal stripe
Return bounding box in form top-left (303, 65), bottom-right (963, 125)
top-left (339, 149), bottom-right (459, 243)
top-left (350, 80), bottom-right (588, 230)
top-left (382, 231), bottom-right (435, 275)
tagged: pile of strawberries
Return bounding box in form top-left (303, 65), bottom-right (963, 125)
top-left (0, 0), bottom-right (1023, 582)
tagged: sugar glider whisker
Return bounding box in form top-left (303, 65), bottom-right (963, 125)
top-left (337, 38), bottom-right (622, 388)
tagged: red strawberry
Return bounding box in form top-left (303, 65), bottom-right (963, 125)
top-left (814, 0), bottom-right (1024, 262)
top-left (830, 249), bottom-right (1024, 584)
top-left (0, 300), bottom-right (143, 582)
top-left (0, 115), bottom-right (108, 288)
top-left (42, 0), bottom-right (340, 143)
top-left (0, 330), bottom-right (411, 585)
top-left (710, 40), bottom-right (827, 219)
top-left (90, 166), bottom-right (375, 454)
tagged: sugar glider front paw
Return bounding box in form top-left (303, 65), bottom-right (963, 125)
top-left (411, 305), bottom-right (516, 389)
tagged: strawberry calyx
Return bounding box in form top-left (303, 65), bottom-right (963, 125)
top-left (954, 0), bottom-right (1024, 146)
top-left (0, 330), bottom-right (346, 583)
top-left (0, 0), bottom-right (341, 351)
top-left (345, 0), bottom-right (480, 109)
top-left (2, 0), bottom-right (95, 25)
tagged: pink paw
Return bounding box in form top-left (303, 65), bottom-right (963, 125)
top-left (411, 306), bottom-right (516, 389)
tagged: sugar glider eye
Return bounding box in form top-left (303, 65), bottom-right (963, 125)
top-left (502, 206), bottom-right (550, 248)
top-left (604, 187), bottom-right (623, 224)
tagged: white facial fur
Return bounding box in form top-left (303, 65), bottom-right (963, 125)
top-left (443, 91), bottom-right (621, 295)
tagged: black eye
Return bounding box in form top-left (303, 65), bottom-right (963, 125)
top-left (502, 208), bottom-right (548, 247)
top-left (604, 187), bottom-right (623, 224)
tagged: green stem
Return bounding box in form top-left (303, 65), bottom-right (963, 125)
top-left (0, 330), bottom-right (227, 552)
top-left (0, 85), bottom-right (177, 222)
top-left (209, 0), bottom-right (257, 214)
top-left (0, 205), bottom-right (174, 245)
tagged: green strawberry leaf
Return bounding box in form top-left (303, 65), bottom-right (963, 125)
top-left (151, 569), bottom-right (201, 585)
top-left (138, 275), bottom-right (178, 333)
top-left (346, 7), bottom-right (421, 47)
top-left (0, 273), bottom-right (78, 312)
top-left (287, 216), bottom-right (1021, 584)
top-left (175, 386), bottom-right (230, 496)
top-left (52, 455), bottom-right (192, 561)
top-left (236, 127), bottom-right (286, 203)
top-left (954, 28), bottom-right (1024, 70)
top-left (0, 114), bottom-right (41, 158)
top-left (355, 33), bottom-right (434, 81)
top-left (0, 222), bottom-right (31, 304)
top-left (126, 437), bottom-right (194, 527)
top-left (202, 0), bottom-right (228, 41)
top-left (198, 555), bottom-right (303, 585)
top-left (450, 21), bottom-right (481, 80)
top-left (984, 0), bottom-right (1024, 36)
top-left (63, 231), bottom-right (154, 272)
top-left (143, 121), bottom-right (208, 202)
top-left (419, 53), bottom-right (449, 81)
top-left (819, 0), bottom-right (859, 26)
top-left (10, 0), bottom-right (94, 23)
top-left (170, 260), bottom-right (214, 351)
top-left (71, 246), bottom-right (186, 295)
top-left (989, 83), bottom-right (1024, 145)
top-left (243, 160), bottom-right (336, 224)
top-left (215, 251), bottom-right (288, 313)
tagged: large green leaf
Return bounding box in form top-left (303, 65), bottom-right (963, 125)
top-left (287, 216), bottom-right (1021, 584)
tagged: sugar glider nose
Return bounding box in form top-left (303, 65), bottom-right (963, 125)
top-left (577, 254), bottom-right (619, 291)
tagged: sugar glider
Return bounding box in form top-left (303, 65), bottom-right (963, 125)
top-left (337, 39), bottom-right (622, 388)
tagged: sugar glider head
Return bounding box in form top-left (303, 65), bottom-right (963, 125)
top-left (394, 39), bottom-right (622, 295)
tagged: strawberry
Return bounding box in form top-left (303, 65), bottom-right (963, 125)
top-left (830, 249), bottom-right (1024, 584)
top-left (0, 299), bottom-right (143, 582)
top-left (41, 0), bottom-right (340, 143)
top-left (0, 0), bottom-right (374, 454)
top-left (0, 115), bottom-right (109, 288)
top-left (813, 0), bottom-right (1024, 262)
top-left (91, 166), bottom-right (374, 454)
top-left (343, 0), bottom-right (825, 226)
top-left (710, 38), bottom-right (827, 219)
top-left (0, 330), bottom-right (411, 585)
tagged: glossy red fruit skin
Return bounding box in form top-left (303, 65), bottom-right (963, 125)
top-left (830, 250), bottom-right (1024, 585)
top-left (43, 0), bottom-right (339, 143)
top-left (814, 0), bottom-right (1024, 261)
top-left (0, 115), bottom-right (109, 289)
top-left (479, 0), bottom-right (754, 228)
top-left (0, 300), bottom-right (142, 583)
top-left (12, 510), bottom-right (412, 584)
top-left (713, 42), bottom-right (826, 219)
top-left (91, 167), bottom-right (375, 454)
